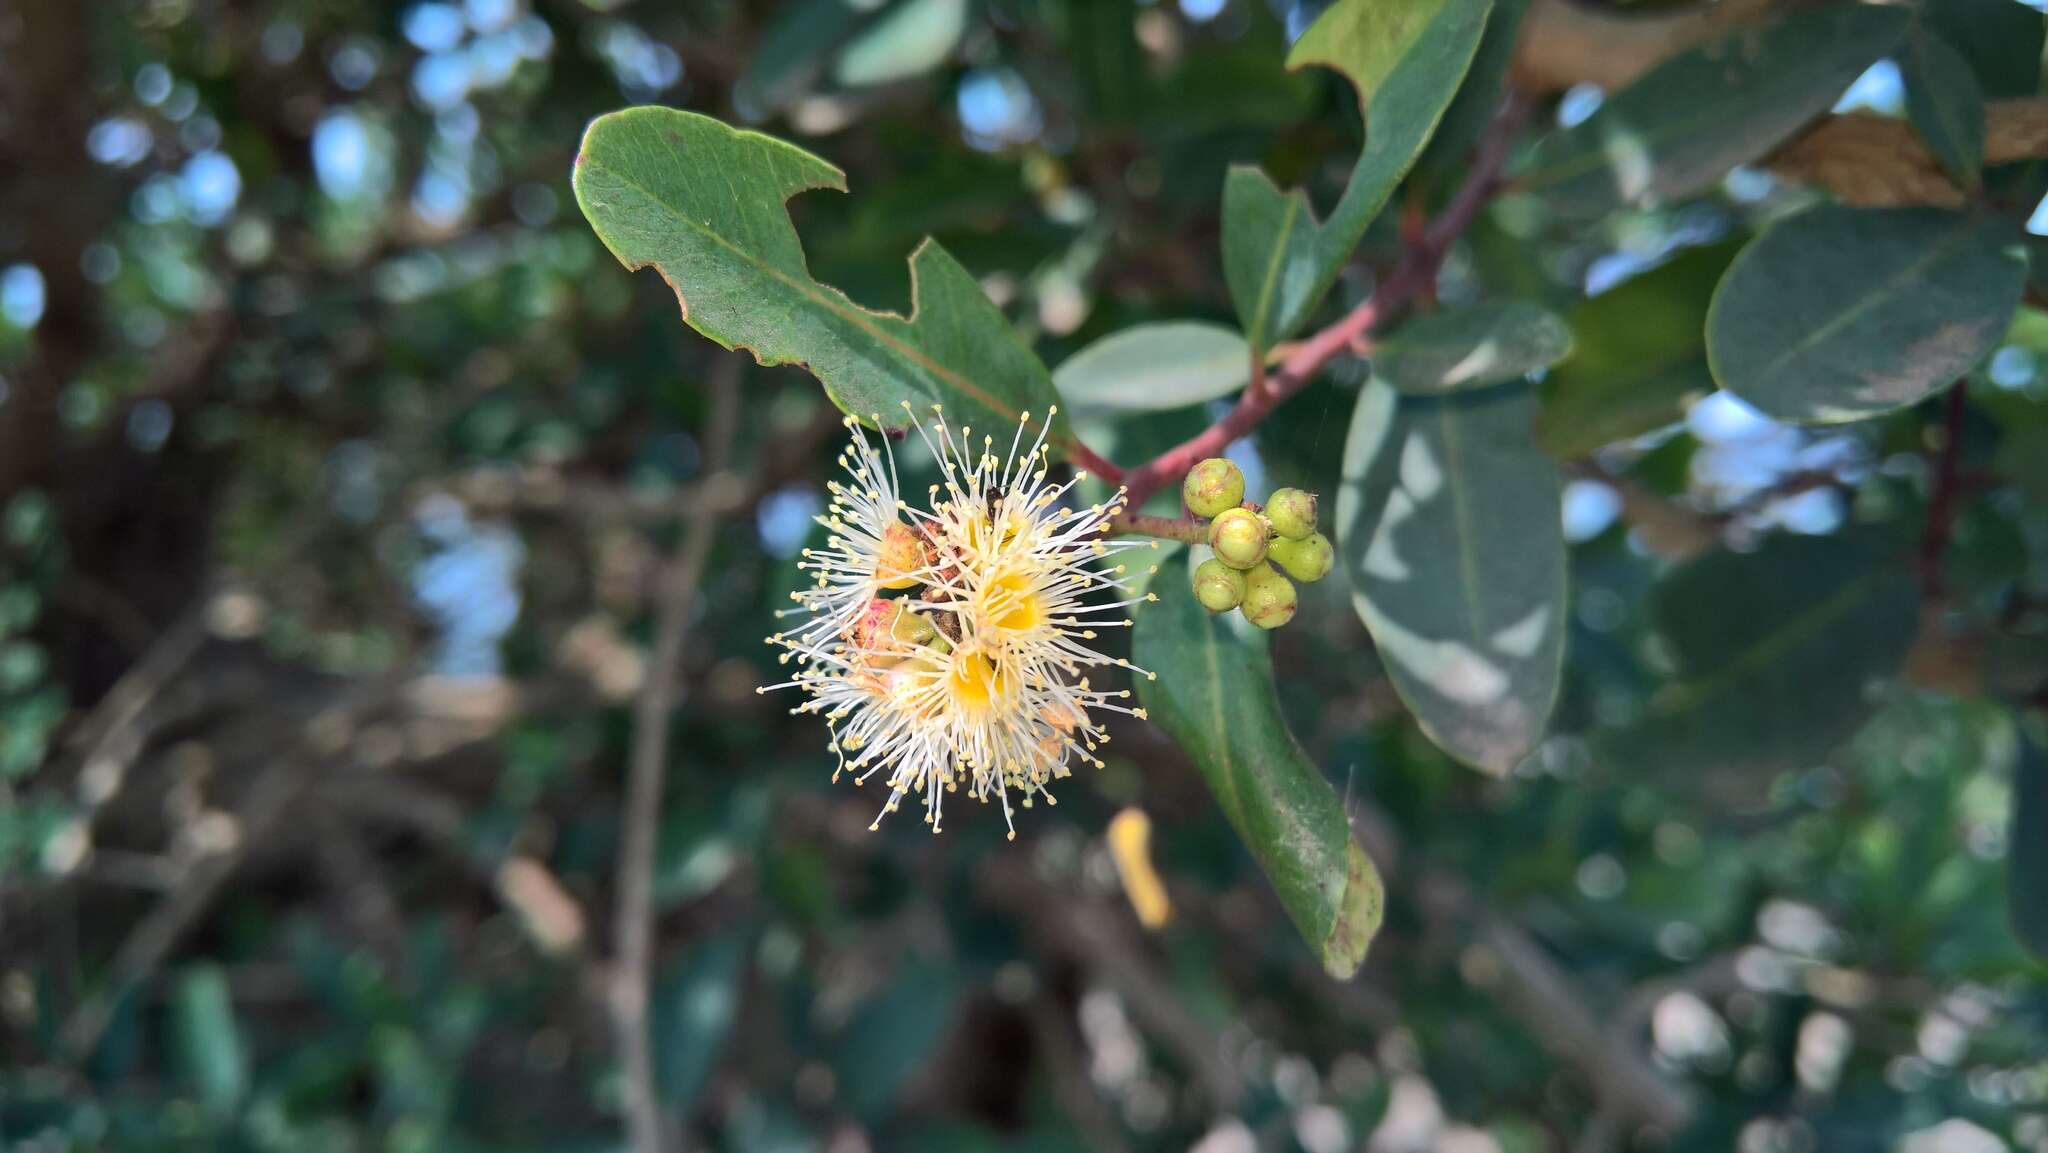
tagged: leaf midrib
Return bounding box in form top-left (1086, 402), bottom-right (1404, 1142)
top-left (590, 159), bottom-right (1062, 447)
top-left (1744, 219), bottom-right (1980, 390)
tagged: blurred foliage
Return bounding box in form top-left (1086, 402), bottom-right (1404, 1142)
top-left (1, 1), bottom-right (2045, 1153)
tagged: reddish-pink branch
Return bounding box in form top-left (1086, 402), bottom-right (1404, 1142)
top-left (1088, 96), bottom-right (1529, 525)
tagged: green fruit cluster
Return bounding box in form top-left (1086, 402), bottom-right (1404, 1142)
top-left (1181, 458), bottom-right (1333, 630)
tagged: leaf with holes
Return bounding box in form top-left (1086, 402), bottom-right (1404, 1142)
top-left (1707, 206), bottom-right (2026, 424)
top-left (1515, 4), bottom-right (1908, 219)
top-left (1901, 27), bottom-right (1987, 190)
top-left (1335, 378), bottom-right (1565, 774)
top-left (1134, 552), bottom-right (1385, 978)
top-left (1053, 321), bottom-right (1250, 413)
top-left (1374, 300), bottom-right (1572, 396)
top-left (1599, 529), bottom-right (1918, 796)
top-left (574, 107), bottom-right (1069, 449)
top-left (1222, 0), bottom-right (1492, 356)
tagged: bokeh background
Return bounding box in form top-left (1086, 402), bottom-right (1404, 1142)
top-left (2, 1), bottom-right (2044, 1151)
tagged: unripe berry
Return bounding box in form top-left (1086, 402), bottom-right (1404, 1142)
top-left (1266, 488), bottom-right (1318, 541)
top-left (1267, 531), bottom-right (1333, 583)
top-left (1183, 457), bottom-right (1245, 518)
top-left (1191, 558), bottom-right (1247, 612)
top-left (1207, 507), bottom-right (1269, 569)
top-left (1240, 562), bottom-right (1297, 630)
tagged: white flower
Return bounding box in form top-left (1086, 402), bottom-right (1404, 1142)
top-left (763, 403), bottom-right (1156, 836)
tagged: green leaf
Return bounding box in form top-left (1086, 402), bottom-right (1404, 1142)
top-left (1222, 0), bottom-right (1492, 355)
top-left (171, 964), bottom-right (248, 1118)
top-left (834, 961), bottom-right (963, 1118)
top-left (735, 0), bottom-right (871, 115)
top-left (573, 107), bottom-right (1070, 449)
top-left (1416, 0), bottom-right (1529, 188)
top-left (1515, 4), bottom-right (1909, 219)
top-left (1921, 0), bottom-right (2046, 100)
top-left (1133, 552), bottom-right (1385, 977)
top-left (833, 0), bottom-right (972, 88)
top-left (1707, 206), bottom-right (2026, 424)
top-left (1374, 301), bottom-right (1572, 395)
top-left (1052, 321), bottom-right (1249, 412)
top-left (2012, 721), bottom-right (2048, 962)
top-left (1599, 529), bottom-right (1918, 792)
top-left (654, 932), bottom-right (748, 1110)
top-left (1335, 378), bottom-right (1565, 774)
top-left (1535, 239), bottom-right (1744, 458)
top-left (1901, 28), bottom-right (1987, 190)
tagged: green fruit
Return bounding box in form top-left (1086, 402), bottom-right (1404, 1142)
top-left (1191, 558), bottom-right (1247, 612)
top-left (1267, 531), bottom-right (1333, 582)
top-left (1266, 488), bottom-right (1318, 540)
top-left (1240, 562), bottom-right (1297, 629)
top-left (1182, 457), bottom-right (1245, 518)
top-left (1207, 507), bottom-right (1269, 569)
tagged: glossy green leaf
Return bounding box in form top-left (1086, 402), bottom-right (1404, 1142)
top-left (574, 107), bottom-right (1070, 448)
top-left (654, 932), bottom-right (747, 1109)
top-left (1707, 206), bottom-right (2026, 424)
top-left (2012, 721), bottom-right (2048, 961)
top-left (1515, 5), bottom-right (1909, 219)
top-left (1052, 321), bottom-right (1249, 412)
top-left (1335, 378), bottom-right (1565, 774)
top-left (1134, 552), bottom-right (1385, 978)
top-left (1901, 28), bottom-right (1987, 190)
top-left (171, 964), bottom-right (248, 1118)
top-left (1374, 301), bottom-right (1571, 395)
top-left (1535, 240), bottom-right (1744, 457)
top-left (1222, 0), bottom-right (1492, 354)
top-left (1600, 530), bottom-right (1918, 790)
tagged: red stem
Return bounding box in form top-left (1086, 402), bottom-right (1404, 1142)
top-left (1067, 437), bottom-right (1125, 484)
top-left (1111, 511), bottom-right (1211, 544)
top-left (1107, 96), bottom-right (1529, 518)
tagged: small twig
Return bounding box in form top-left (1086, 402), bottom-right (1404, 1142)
top-left (1115, 96), bottom-right (1529, 509)
top-left (1109, 511), bottom-right (1211, 544)
top-left (58, 681), bottom-right (396, 1061)
top-left (1920, 381), bottom-right (1969, 600)
top-left (613, 352), bottom-right (746, 1153)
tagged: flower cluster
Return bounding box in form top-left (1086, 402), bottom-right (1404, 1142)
top-left (761, 403), bottom-right (1156, 837)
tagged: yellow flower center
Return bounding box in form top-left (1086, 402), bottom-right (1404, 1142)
top-left (947, 648), bottom-right (1011, 711)
top-left (982, 570), bottom-right (1043, 633)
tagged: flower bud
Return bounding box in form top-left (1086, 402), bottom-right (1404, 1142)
top-left (891, 604), bottom-right (939, 647)
top-left (1240, 562), bottom-right (1297, 629)
top-left (1267, 531), bottom-right (1333, 583)
top-left (1182, 457), bottom-right (1245, 518)
top-left (874, 520), bottom-right (929, 589)
top-left (1207, 507), bottom-right (1269, 570)
top-left (1191, 558), bottom-right (1247, 612)
top-left (1265, 487), bottom-right (1318, 541)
